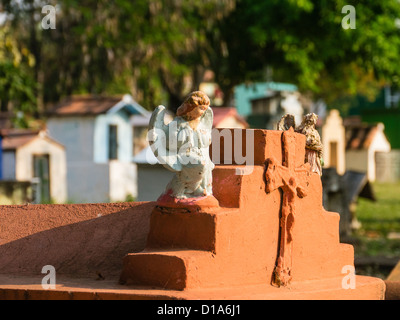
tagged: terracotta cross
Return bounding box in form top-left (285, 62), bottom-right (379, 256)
top-left (265, 127), bottom-right (311, 287)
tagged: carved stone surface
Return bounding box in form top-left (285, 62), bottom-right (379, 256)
top-left (0, 127), bottom-right (383, 300)
top-left (277, 113), bottom-right (324, 176)
top-left (265, 128), bottom-right (311, 287)
top-left (295, 113), bottom-right (324, 176)
top-left (148, 91), bottom-right (216, 203)
top-left (277, 114), bottom-right (295, 131)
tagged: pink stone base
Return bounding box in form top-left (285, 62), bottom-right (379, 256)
top-left (156, 191), bottom-right (219, 212)
top-left (0, 274), bottom-right (385, 300)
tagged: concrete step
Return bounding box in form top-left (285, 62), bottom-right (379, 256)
top-left (0, 274), bottom-right (386, 300)
top-left (147, 208), bottom-right (239, 251)
top-left (119, 249), bottom-right (214, 291)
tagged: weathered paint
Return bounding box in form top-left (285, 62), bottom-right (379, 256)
top-left (148, 101), bottom-right (214, 199)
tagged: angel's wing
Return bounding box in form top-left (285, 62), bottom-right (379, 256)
top-left (277, 114), bottom-right (295, 131)
top-left (148, 105), bottom-right (182, 172)
top-left (201, 107), bottom-right (213, 130)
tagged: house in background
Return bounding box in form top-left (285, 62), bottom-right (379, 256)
top-left (212, 107), bottom-right (249, 129)
top-left (249, 91), bottom-right (304, 129)
top-left (321, 109), bottom-right (346, 175)
top-left (0, 128), bottom-right (67, 203)
top-left (234, 82), bottom-right (299, 117)
top-left (47, 94), bottom-right (149, 203)
top-left (131, 114), bottom-right (150, 157)
top-left (347, 86), bottom-right (400, 149)
top-left (341, 86), bottom-right (400, 182)
top-left (132, 146), bottom-right (174, 202)
top-left (130, 110), bottom-right (173, 157)
top-left (234, 82), bottom-right (307, 129)
top-left (344, 118), bottom-right (391, 182)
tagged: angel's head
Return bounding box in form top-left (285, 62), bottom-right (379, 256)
top-left (176, 91), bottom-right (210, 121)
top-left (302, 113), bottom-right (318, 127)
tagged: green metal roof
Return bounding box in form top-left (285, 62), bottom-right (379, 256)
top-left (234, 82), bottom-right (298, 117)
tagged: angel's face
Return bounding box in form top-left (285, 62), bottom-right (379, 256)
top-left (179, 103), bottom-right (208, 121)
top-left (305, 114), bottom-right (317, 126)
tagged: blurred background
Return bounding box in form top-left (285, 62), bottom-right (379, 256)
top-left (0, 0), bottom-right (399, 280)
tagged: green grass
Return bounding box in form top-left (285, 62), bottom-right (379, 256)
top-left (355, 182), bottom-right (400, 236)
top-left (352, 182), bottom-right (400, 278)
top-left (353, 181), bottom-right (400, 261)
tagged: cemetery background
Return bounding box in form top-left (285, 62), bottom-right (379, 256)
top-left (0, 0), bottom-right (400, 298)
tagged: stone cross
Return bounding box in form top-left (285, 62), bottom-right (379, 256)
top-left (265, 127), bottom-right (311, 287)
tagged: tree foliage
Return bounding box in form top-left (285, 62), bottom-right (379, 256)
top-left (0, 23), bottom-right (36, 126)
top-left (1, 0), bottom-right (400, 118)
top-left (209, 0), bottom-right (400, 110)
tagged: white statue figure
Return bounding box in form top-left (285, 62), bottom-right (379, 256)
top-left (148, 91), bottom-right (214, 200)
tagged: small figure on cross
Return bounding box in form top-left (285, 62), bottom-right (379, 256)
top-left (295, 113), bottom-right (324, 176)
top-left (277, 114), bottom-right (295, 131)
top-left (277, 113), bottom-right (324, 176)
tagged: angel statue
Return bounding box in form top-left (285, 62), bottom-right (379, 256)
top-left (148, 91), bottom-right (216, 203)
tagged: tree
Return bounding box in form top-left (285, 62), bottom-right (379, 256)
top-left (207, 0), bottom-right (400, 112)
top-left (2, 0), bottom-right (400, 117)
top-left (2, 0), bottom-right (236, 112)
top-left (0, 23), bottom-right (36, 127)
